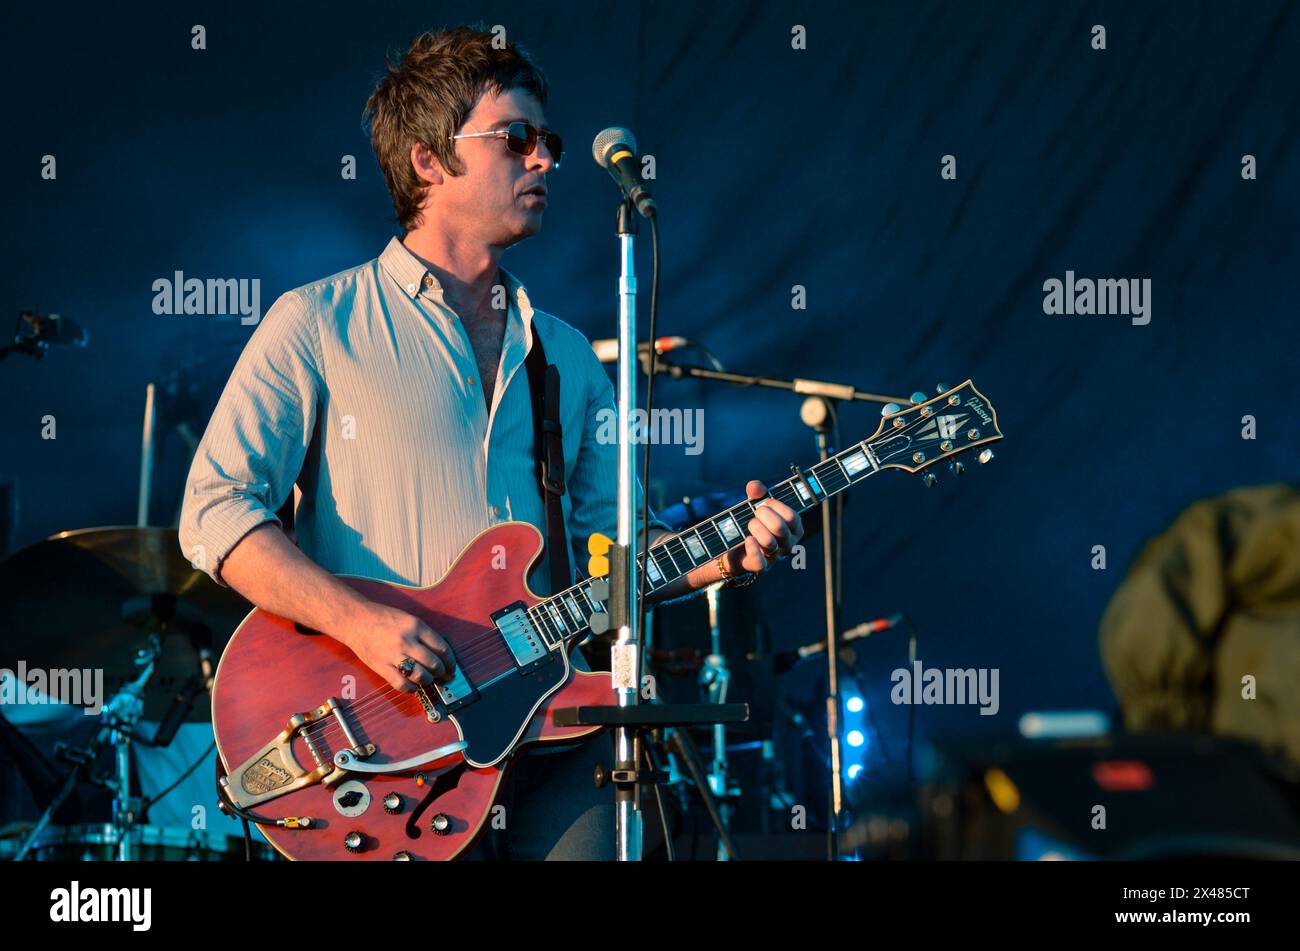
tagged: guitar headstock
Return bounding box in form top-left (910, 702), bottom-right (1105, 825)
top-left (864, 380), bottom-right (1002, 485)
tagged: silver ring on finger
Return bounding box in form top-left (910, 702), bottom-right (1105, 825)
top-left (398, 656), bottom-right (416, 676)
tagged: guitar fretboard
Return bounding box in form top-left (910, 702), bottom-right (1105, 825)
top-left (523, 438), bottom-right (882, 648)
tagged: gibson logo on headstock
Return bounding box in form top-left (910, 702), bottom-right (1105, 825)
top-left (964, 396), bottom-right (993, 426)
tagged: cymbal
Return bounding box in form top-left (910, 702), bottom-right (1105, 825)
top-left (0, 526), bottom-right (251, 723)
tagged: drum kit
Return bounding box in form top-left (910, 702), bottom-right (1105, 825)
top-left (0, 525), bottom-right (279, 861)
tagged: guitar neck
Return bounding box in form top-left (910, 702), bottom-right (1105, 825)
top-left (523, 438), bottom-right (881, 647)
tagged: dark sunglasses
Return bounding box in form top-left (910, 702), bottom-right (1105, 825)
top-left (450, 121), bottom-right (564, 169)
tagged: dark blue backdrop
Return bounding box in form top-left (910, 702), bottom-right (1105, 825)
top-left (4, 2), bottom-right (1298, 773)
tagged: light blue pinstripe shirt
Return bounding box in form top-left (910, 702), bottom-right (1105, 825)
top-left (179, 238), bottom-right (666, 624)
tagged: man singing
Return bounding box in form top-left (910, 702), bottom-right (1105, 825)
top-left (180, 24), bottom-right (802, 860)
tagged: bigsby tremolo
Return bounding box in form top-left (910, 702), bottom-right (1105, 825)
top-left (223, 698), bottom-right (375, 810)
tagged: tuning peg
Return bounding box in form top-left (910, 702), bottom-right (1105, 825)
top-left (949, 461), bottom-right (965, 476)
top-left (978, 449), bottom-right (994, 465)
top-left (935, 382), bottom-right (950, 394)
top-left (909, 391), bottom-right (927, 405)
top-left (921, 472), bottom-right (938, 487)
top-left (881, 402), bottom-right (902, 416)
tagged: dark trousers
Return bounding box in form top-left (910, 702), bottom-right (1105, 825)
top-left (463, 733), bottom-right (616, 861)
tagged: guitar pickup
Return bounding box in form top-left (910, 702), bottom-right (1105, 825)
top-left (491, 602), bottom-right (550, 669)
top-left (429, 650), bottom-right (476, 711)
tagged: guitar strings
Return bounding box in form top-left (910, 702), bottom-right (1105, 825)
top-left (294, 606), bottom-right (579, 748)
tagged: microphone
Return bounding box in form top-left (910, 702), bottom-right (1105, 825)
top-left (591, 335), bottom-right (690, 364)
top-left (772, 614), bottom-right (904, 673)
top-left (592, 127), bottom-right (657, 218)
top-left (840, 614), bottom-right (905, 641)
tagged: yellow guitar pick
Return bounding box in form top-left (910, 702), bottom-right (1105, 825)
top-left (587, 531), bottom-right (613, 578)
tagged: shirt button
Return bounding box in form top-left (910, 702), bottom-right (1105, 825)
top-left (467, 376), bottom-right (476, 386)
top-left (490, 505), bottom-right (502, 518)
top-left (422, 275), bottom-right (434, 290)
top-left (406, 283), bottom-right (416, 294)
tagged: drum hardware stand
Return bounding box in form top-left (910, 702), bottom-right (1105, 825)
top-left (13, 640), bottom-right (157, 862)
top-left (552, 702), bottom-right (747, 860)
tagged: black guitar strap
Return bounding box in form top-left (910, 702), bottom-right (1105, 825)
top-left (523, 328), bottom-right (573, 594)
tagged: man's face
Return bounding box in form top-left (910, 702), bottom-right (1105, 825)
top-left (435, 87), bottom-right (558, 248)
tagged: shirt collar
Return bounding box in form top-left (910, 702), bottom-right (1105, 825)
top-left (379, 236), bottom-right (430, 299)
top-left (378, 236), bottom-right (537, 331)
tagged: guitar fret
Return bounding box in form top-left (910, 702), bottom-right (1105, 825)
top-left (555, 595), bottom-right (578, 631)
top-left (531, 606), bottom-right (558, 646)
top-left (650, 546), bottom-right (675, 582)
top-left (681, 529), bottom-right (709, 563)
top-left (772, 482), bottom-right (801, 509)
top-left (820, 458), bottom-right (850, 493)
top-left (643, 549), bottom-right (666, 585)
top-left (669, 534), bottom-right (697, 567)
top-left (839, 446), bottom-right (873, 479)
top-left (696, 520), bottom-right (727, 556)
top-left (564, 593), bottom-right (583, 625)
top-left (544, 604), bottom-right (565, 640)
top-left (716, 512), bottom-right (744, 544)
top-left (660, 541), bottom-right (687, 575)
top-left (813, 474), bottom-right (833, 498)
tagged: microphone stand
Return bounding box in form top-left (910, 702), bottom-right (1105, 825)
top-left (804, 398), bottom-right (844, 859)
top-left (609, 197), bottom-right (643, 860)
top-left (652, 362), bottom-right (910, 408)
top-left (556, 197), bottom-right (751, 862)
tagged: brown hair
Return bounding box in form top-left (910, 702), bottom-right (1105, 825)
top-left (364, 25), bottom-right (550, 231)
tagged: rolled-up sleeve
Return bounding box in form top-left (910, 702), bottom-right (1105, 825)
top-left (564, 347), bottom-right (670, 575)
top-left (178, 290), bottom-right (322, 585)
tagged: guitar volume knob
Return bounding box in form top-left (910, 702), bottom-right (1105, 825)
top-left (343, 830), bottom-right (366, 853)
top-left (430, 813), bottom-right (452, 836)
top-left (383, 792), bottom-right (403, 814)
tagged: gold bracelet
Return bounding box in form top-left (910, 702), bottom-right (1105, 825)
top-left (717, 552), bottom-right (756, 589)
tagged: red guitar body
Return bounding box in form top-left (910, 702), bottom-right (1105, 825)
top-left (211, 522), bottom-right (614, 861)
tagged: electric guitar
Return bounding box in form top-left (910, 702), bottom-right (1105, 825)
top-left (212, 380), bottom-right (1002, 860)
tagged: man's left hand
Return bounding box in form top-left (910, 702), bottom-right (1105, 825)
top-left (727, 479), bottom-right (804, 576)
